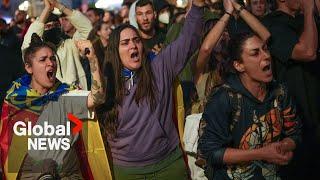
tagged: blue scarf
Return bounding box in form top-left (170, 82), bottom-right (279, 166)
top-left (5, 74), bottom-right (75, 113)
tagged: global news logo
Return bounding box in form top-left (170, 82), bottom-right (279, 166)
top-left (12, 113), bottom-right (82, 151)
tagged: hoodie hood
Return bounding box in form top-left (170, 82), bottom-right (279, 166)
top-left (225, 74), bottom-right (278, 104)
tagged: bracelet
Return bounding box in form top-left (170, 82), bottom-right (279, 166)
top-left (236, 6), bottom-right (245, 15)
top-left (58, 4), bottom-right (66, 12)
top-left (225, 11), bottom-right (232, 17)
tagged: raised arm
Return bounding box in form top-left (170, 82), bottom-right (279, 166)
top-left (155, 1), bottom-right (204, 78)
top-left (50, 0), bottom-right (92, 40)
top-left (21, 0), bottom-right (52, 55)
top-left (291, 0), bottom-right (318, 61)
top-left (194, 0), bottom-right (233, 84)
top-left (76, 40), bottom-right (106, 109)
top-left (316, 0), bottom-right (320, 15)
top-left (231, 0), bottom-right (270, 42)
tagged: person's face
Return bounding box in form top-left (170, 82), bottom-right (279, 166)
top-left (120, 5), bottom-right (129, 18)
top-left (250, 0), bottom-right (267, 17)
top-left (136, 4), bottom-right (156, 33)
top-left (59, 17), bottom-right (74, 33)
top-left (86, 10), bottom-right (100, 25)
top-left (15, 10), bottom-right (26, 24)
top-left (25, 47), bottom-right (57, 93)
top-left (286, 0), bottom-right (301, 12)
top-left (103, 12), bottom-right (112, 23)
top-left (119, 28), bottom-right (144, 70)
top-left (234, 36), bottom-right (273, 83)
top-left (98, 23), bottom-right (112, 42)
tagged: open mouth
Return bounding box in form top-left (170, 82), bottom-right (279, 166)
top-left (47, 70), bottom-right (55, 81)
top-left (262, 64), bottom-right (271, 72)
top-left (142, 22), bottom-right (150, 26)
top-left (130, 52), bottom-right (139, 60)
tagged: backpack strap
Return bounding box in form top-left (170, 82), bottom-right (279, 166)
top-left (273, 84), bottom-right (285, 139)
top-left (221, 84), bottom-right (242, 131)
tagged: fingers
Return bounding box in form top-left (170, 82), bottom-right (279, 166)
top-left (274, 152), bottom-right (293, 165)
top-left (76, 40), bottom-right (95, 58)
top-left (263, 142), bottom-right (294, 165)
top-left (151, 44), bottom-right (162, 55)
top-left (76, 40), bottom-right (92, 50)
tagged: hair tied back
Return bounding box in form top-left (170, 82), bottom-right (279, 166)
top-left (30, 33), bottom-right (45, 47)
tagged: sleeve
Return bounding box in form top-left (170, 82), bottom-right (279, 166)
top-left (266, 25), bottom-right (299, 64)
top-left (280, 85), bottom-right (302, 146)
top-left (198, 89), bottom-right (233, 167)
top-left (153, 5), bottom-right (204, 79)
top-left (21, 20), bottom-right (45, 60)
top-left (64, 90), bottom-right (93, 120)
top-left (68, 10), bottom-right (93, 41)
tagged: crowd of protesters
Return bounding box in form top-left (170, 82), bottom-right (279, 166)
top-left (0, 0), bottom-right (319, 179)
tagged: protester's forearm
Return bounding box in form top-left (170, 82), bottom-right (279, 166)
top-left (233, 3), bottom-right (270, 42)
top-left (200, 14), bottom-right (230, 56)
top-left (39, 7), bottom-right (51, 23)
top-left (316, 0), bottom-right (320, 15)
top-left (68, 11), bottom-right (92, 40)
top-left (223, 148), bottom-right (263, 165)
top-left (312, 13), bottom-right (318, 51)
top-left (195, 13), bottom-right (230, 83)
top-left (56, 3), bottom-right (73, 16)
top-left (302, 10), bottom-right (318, 56)
top-left (88, 55), bottom-right (105, 108)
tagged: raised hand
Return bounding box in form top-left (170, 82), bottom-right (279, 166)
top-left (151, 43), bottom-right (163, 55)
top-left (224, 0), bottom-right (234, 14)
top-left (76, 40), bottom-right (96, 60)
top-left (230, 0), bottom-right (242, 11)
top-left (44, 0), bottom-right (54, 12)
top-left (47, 0), bottom-right (59, 8)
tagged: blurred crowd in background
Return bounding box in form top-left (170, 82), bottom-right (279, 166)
top-left (0, 0), bottom-right (320, 179)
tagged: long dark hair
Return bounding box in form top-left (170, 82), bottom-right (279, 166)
top-left (96, 24), bottom-right (156, 137)
top-left (220, 32), bottom-right (256, 78)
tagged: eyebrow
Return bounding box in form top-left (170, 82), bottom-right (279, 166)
top-left (249, 44), bottom-right (267, 52)
top-left (39, 55), bottom-right (48, 59)
top-left (120, 36), bottom-right (140, 43)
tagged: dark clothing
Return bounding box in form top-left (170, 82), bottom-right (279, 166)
top-left (198, 75), bottom-right (301, 179)
top-left (263, 10), bottom-right (320, 130)
top-left (142, 29), bottom-right (165, 52)
top-left (263, 12), bottom-right (320, 179)
top-left (0, 30), bottom-right (24, 112)
top-left (11, 25), bottom-right (23, 40)
top-left (227, 16), bottom-right (252, 38)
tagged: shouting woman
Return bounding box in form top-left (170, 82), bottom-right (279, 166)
top-left (198, 32), bottom-right (302, 179)
top-left (96, 0), bottom-right (206, 179)
top-left (0, 33), bottom-right (106, 179)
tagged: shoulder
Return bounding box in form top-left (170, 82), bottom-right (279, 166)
top-left (205, 84), bottom-right (232, 112)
